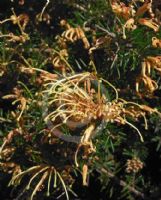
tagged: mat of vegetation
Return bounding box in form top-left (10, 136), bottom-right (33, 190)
top-left (0, 0), bottom-right (161, 200)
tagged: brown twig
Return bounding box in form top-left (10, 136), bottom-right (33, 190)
top-left (100, 167), bottom-right (147, 199)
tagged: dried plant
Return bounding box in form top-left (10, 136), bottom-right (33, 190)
top-left (2, 87), bottom-right (27, 122)
top-left (43, 72), bottom-right (155, 146)
top-left (0, 9), bottom-right (29, 42)
top-left (9, 164), bottom-right (71, 200)
top-left (60, 20), bottom-right (90, 49)
top-left (52, 49), bottom-right (70, 74)
top-left (0, 162), bottom-right (21, 175)
top-left (152, 37), bottom-right (161, 48)
top-left (0, 1), bottom-right (161, 199)
top-left (110, 0), bottom-right (160, 39)
top-left (35, 13), bottom-right (51, 25)
top-left (110, 0), bottom-right (135, 20)
top-left (136, 56), bottom-right (161, 95)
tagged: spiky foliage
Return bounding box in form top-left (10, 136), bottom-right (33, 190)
top-left (0, 0), bottom-right (161, 200)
